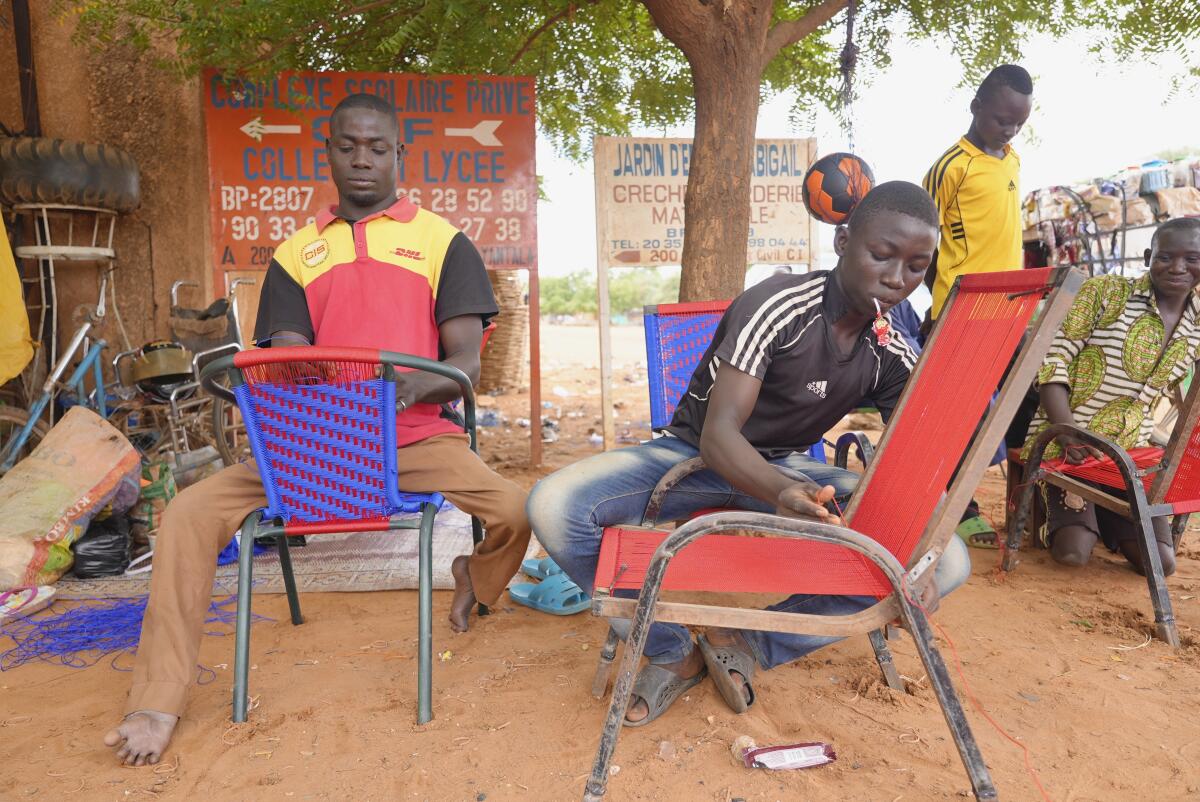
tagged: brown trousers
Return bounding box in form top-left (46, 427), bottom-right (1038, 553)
top-left (126, 433), bottom-right (529, 717)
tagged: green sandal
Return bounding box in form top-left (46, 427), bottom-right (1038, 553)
top-left (956, 516), bottom-right (999, 549)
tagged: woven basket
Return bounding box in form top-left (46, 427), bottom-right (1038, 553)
top-left (478, 271), bottom-right (529, 393)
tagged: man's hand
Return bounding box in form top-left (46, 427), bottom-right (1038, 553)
top-left (394, 371), bottom-right (427, 412)
top-left (775, 480), bottom-right (842, 523)
top-left (1057, 431), bottom-right (1105, 465)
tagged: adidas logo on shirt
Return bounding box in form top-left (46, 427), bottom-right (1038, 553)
top-left (806, 380), bottom-right (827, 398)
top-left (1008, 180), bottom-right (1016, 191)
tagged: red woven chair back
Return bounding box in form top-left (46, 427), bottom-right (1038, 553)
top-left (597, 269), bottom-right (1057, 598)
top-left (1158, 410), bottom-right (1200, 511)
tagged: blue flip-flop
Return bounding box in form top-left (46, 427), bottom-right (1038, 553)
top-left (509, 573), bottom-right (591, 616)
top-left (520, 555), bottom-right (565, 581)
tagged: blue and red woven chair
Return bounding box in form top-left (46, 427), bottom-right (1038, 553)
top-left (646, 301), bottom-right (831, 463)
top-left (200, 345), bottom-right (483, 725)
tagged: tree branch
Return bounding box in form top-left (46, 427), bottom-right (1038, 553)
top-left (235, 0), bottom-right (398, 72)
top-left (507, 0), bottom-right (601, 69)
top-left (764, 0), bottom-right (848, 60)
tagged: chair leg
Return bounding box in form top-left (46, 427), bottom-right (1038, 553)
top-left (583, 581), bottom-right (667, 800)
top-left (591, 626), bottom-right (620, 699)
top-left (1171, 513), bottom-right (1189, 550)
top-left (1002, 464), bottom-right (1039, 572)
top-left (471, 516), bottom-right (489, 617)
top-left (275, 535), bottom-right (304, 626)
top-left (867, 628), bottom-right (905, 691)
top-left (232, 520), bottom-right (258, 724)
top-left (894, 594), bottom-right (997, 801)
top-left (417, 503), bottom-right (437, 724)
top-left (1131, 513), bottom-right (1180, 648)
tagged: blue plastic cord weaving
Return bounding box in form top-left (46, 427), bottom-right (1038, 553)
top-left (0, 596), bottom-right (268, 673)
top-left (644, 310), bottom-right (725, 429)
top-left (234, 377), bottom-right (442, 524)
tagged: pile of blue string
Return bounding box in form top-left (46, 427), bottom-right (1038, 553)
top-left (0, 596), bottom-right (270, 681)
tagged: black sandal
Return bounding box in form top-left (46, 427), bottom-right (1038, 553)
top-left (623, 663), bottom-right (707, 728)
top-left (697, 633), bottom-right (757, 713)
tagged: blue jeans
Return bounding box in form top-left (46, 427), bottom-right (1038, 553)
top-left (526, 435), bottom-right (972, 669)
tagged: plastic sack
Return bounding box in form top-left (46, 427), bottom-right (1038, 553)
top-left (0, 407), bottom-right (140, 590)
top-left (72, 513), bottom-right (132, 577)
top-left (129, 461), bottom-right (177, 552)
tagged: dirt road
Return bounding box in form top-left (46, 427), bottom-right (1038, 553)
top-left (2, 323), bottom-right (1198, 802)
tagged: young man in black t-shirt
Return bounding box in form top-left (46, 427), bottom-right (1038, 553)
top-left (528, 181), bottom-right (972, 725)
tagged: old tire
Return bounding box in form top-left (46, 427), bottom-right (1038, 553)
top-left (0, 137), bottom-right (141, 212)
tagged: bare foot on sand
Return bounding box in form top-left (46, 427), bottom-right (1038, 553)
top-left (449, 554), bottom-right (477, 633)
top-left (624, 645), bottom-right (705, 725)
top-left (104, 710), bottom-right (178, 766)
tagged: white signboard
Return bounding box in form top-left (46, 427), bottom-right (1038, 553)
top-left (593, 136), bottom-right (817, 269)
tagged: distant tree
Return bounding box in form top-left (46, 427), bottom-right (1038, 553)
top-left (541, 267), bottom-right (678, 317)
top-left (66, 0), bottom-right (1200, 301)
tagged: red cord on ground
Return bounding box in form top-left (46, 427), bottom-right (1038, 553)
top-left (832, 492), bottom-right (1053, 800)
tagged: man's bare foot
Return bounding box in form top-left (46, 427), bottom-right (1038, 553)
top-left (703, 628), bottom-right (753, 706)
top-left (624, 645), bottom-right (705, 725)
top-left (103, 710), bottom-right (178, 766)
top-left (449, 554), bottom-right (476, 633)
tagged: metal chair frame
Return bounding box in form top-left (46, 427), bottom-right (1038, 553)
top-left (1003, 374), bottom-right (1200, 648)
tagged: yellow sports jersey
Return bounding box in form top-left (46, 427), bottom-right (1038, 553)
top-left (922, 137), bottom-right (1022, 318)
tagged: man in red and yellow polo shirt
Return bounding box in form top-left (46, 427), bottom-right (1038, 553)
top-left (105, 94), bottom-right (531, 765)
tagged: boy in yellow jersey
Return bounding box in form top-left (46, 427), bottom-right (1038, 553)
top-left (921, 65), bottom-right (1033, 547)
top-left (922, 64), bottom-right (1033, 321)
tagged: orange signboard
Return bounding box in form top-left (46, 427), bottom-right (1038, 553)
top-left (202, 69), bottom-right (538, 296)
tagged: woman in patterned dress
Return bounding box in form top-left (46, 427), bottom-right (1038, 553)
top-left (1023, 217), bottom-right (1200, 575)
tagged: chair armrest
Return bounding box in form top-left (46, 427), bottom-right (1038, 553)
top-left (639, 454), bottom-right (851, 527)
top-left (834, 431), bottom-right (874, 469)
top-left (641, 510), bottom-right (915, 604)
top-left (192, 342), bottom-right (241, 384)
top-left (380, 351), bottom-right (478, 450)
top-left (1022, 423), bottom-right (1143, 489)
top-left (199, 354), bottom-right (238, 402)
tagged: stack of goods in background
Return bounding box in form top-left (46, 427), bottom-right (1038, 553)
top-left (477, 270), bottom-right (529, 394)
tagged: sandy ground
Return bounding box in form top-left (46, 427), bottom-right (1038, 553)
top-left (3, 323), bottom-right (1200, 802)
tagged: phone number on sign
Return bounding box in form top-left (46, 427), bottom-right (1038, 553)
top-left (222, 213), bottom-right (523, 245)
top-left (219, 185), bottom-right (530, 244)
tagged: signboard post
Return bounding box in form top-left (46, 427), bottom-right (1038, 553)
top-left (592, 136), bottom-right (817, 448)
top-left (203, 70), bottom-right (542, 464)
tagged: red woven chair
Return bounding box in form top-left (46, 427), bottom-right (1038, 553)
top-left (1002, 378), bottom-right (1200, 647)
top-left (581, 268), bottom-right (1083, 802)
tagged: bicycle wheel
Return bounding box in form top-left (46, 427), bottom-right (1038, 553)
top-left (212, 393), bottom-right (252, 467)
top-left (0, 406), bottom-right (50, 467)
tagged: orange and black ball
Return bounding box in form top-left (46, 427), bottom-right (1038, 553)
top-left (802, 152), bottom-right (875, 225)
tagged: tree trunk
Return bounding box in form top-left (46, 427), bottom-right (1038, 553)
top-left (679, 53), bottom-right (764, 301)
top-left (643, 0), bottom-right (848, 302)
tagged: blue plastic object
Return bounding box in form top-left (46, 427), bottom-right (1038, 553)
top-left (233, 378), bottom-right (444, 525)
top-left (509, 573), bottom-right (591, 616)
top-left (521, 556), bottom-right (565, 581)
top-left (642, 305), bottom-right (826, 464)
